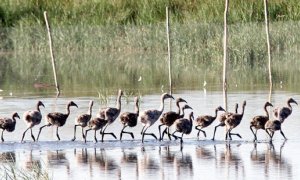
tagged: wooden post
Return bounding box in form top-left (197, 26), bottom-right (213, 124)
top-left (44, 11), bottom-right (60, 96)
top-left (166, 7), bottom-right (172, 95)
top-left (223, 0), bottom-right (229, 111)
top-left (264, 0), bottom-right (272, 102)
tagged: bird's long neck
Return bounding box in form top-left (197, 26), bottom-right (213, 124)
top-left (116, 93), bottom-right (122, 111)
top-left (176, 101), bottom-right (181, 115)
top-left (264, 105), bottom-right (269, 118)
top-left (287, 101), bottom-right (293, 111)
top-left (88, 104), bottom-right (93, 116)
top-left (135, 101), bottom-right (139, 116)
top-left (12, 116), bottom-right (17, 123)
top-left (189, 114), bottom-right (193, 124)
top-left (158, 97), bottom-right (166, 114)
top-left (66, 104), bottom-right (71, 116)
top-left (213, 109), bottom-right (219, 119)
top-left (240, 104), bottom-right (246, 118)
top-left (179, 106), bottom-right (185, 118)
top-left (36, 104), bottom-right (41, 112)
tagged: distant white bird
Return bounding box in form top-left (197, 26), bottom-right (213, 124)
top-left (0, 89), bottom-right (3, 92)
top-left (203, 80), bottom-right (207, 87)
top-left (138, 76), bottom-right (142, 82)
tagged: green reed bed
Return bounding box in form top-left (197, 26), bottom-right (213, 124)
top-left (1, 20), bottom-right (300, 94)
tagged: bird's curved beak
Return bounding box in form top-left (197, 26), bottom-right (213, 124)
top-left (185, 105), bottom-right (193, 110)
top-left (169, 95), bottom-right (175, 100)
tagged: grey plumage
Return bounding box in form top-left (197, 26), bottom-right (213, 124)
top-left (37, 101), bottom-right (78, 141)
top-left (172, 112), bottom-right (194, 143)
top-left (21, 101), bottom-right (45, 142)
top-left (0, 112), bottom-right (20, 142)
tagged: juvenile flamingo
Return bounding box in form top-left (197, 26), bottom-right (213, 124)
top-left (139, 93), bottom-right (174, 143)
top-left (98, 90), bottom-right (123, 142)
top-left (37, 101), bottom-right (78, 141)
top-left (0, 112), bottom-right (20, 142)
top-left (250, 101), bottom-right (273, 141)
top-left (119, 97), bottom-right (139, 140)
top-left (21, 101), bottom-right (45, 142)
top-left (84, 117), bottom-right (107, 143)
top-left (225, 101), bottom-right (246, 140)
top-left (273, 98), bottom-right (297, 123)
top-left (172, 112), bottom-right (194, 144)
top-left (195, 106), bottom-right (225, 139)
top-left (158, 97), bottom-right (187, 140)
top-left (264, 119), bottom-right (286, 142)
top-left (71, 100), bottom-right (94, 141)
top-left (212, 103), bottom-right (238, 140)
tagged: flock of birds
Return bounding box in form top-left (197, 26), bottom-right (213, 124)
top-left (0, 90), bottom-right (298, 144)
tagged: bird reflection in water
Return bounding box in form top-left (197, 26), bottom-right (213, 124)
top-left (218, 143), bottom-right (245, 179)
top-left (250, 141), bottom-right (292, 178)
top-left (138, 146), bottom-right (160, 179)
top-left (74, 148), bottom-right (88, 165)
top-left (91, 148), bottom-right (120, 178)
top-left (120, 148), bottom-right (138, 179)
top-left (196, 145), bottom-right (216, 160)
top-left (174, 148), bottom-right (194, 178)
top-left (47, 150), bottom-right (70, 174)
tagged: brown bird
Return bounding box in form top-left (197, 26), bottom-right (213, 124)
top-left (21, 101), bottom-right (45, 142)
top-left (119, 97), bottom-right (139, 140)
top-left (195, 106), bottom-right (225, 139)
top-left (139, 93), bottom-right (174, 143)
top-left (211, 103), bottom-right (238, 141)
top-left (71, 100), bottom-right (94, 141)
top-left (0, 112), bottom-right (20, 142)
top-left (172, 112), bottom-right (194, 144)
top-left (264, 119), bottom-right (286, 142)
top-left (158, 97), bottom-right (187, 140)
top-left (273, 98), bottom-right (297, 123)
top-left (98, 90), bottom-right (123, 142)
top-left (84, 117), bottom-right (108, 143)
top-left (250, 101), bottom-right (273, 141)
top-left (225, 101), bottom-right (246, 140)
top-left (37, 101), bottom-right (78, 141)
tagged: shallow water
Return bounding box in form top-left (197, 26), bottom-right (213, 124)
top-left (0, 90), bottom-right (299, 179)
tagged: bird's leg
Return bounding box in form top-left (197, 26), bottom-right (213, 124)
top-left (71, 125), bottom-right (80, 141)
top-left (1, 130), bottom-right (4, 142)
top-left (37, 124), bottom-right (51, 141)
top-left (120, 125), bottom-right (126, 140)
top-left (56, 126), bottom-right (60, 141)
top-left (171, 130), bottom-right (180, 140)
top-left (229, 132), bottom-right (242, 139)
top-left (142, 127), bottom-right (157, 142)
top-left (101, 124), bottom-right (117, 142)
top-left (30, 128), bottom-right (36, 142)
top-left (158, 124), bottom-right (164, 141)
top-left (212, 123), bottom-right (223, 141)
top-left (142, 126), bottom-right (149, 143)
top-left (84, 128), bottom-right (91, 143)
top-left (196, 126), bottom-right (206, 138)
top-left (120, 125), bottom-right (134, 140)
top-left (180, 133), bottom-right (184, 144)
top-left (21, 127), bottom-right (30, 143)
top-left (81, 127), bottom-right (85, 140)
top-left (141, 126), bottom-right (145, 135)
top-left (167, 127), bottom-right (172, 140)
top-left (94, 130), bottom-right (98, 143)
top-left (161, 127), bottom-right (167, 141)
top-left (250, 125), bottom-right (257, 141)
top-left (280, 129), bottom-right (287, 140)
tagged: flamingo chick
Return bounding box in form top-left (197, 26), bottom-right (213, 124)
top-left (0, 112), bottom-right (20, 142)
top-left (172, 112), bottom-right (194, 144)
top-left (139, 93), bottom-right (174, 143)
top-left (265, 119), bottom-right (286, 142)
top-left (98, 90), bottom-right (123, 142)
top-left (37, 101), bottom-right (78, 141)
top-left (225, 101), bottom-right (246, 140)
top-left (21, 101), bottom-right (45, 142)
top-left (273, 98), bottom-right (297, 123)
top-left (195, 106), bottom-right (225, 139)
top-left (250, 101), bottom-right (273, 141)
top-left (212, 103), bottom-right (238, 140)
top-left (72, 100), bottom-right (94, 141)
top-left (119, 97), bottom-right (139, 140)
top-left (85, 117), bottom-right (107, 143)
top-left (161, 104), bottom-right (193, 141)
